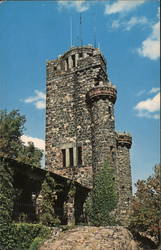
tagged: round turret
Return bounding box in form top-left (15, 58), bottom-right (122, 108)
top-left (116, 132), bottom-right (132, 149)
top-left (86, 82), bottom-right (117, 104)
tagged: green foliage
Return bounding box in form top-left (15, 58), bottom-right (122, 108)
top-left (0, 109), bottom-right (25, 159)
top-left (17, 141), bottom-right (43, 168)
top-left (129, 164), bottom-right (161, 243)
top-left (85, 161), bottom-right (118, 226)
top-left (29, 236), bottom-right (44, 250)
top-left (0, 159), bottom-right (15, 249)
top-left (0, 222), bottom-right (50, 250)
top-left (13, 223), bottom-right (50, 250)
top-left (0, 109), bottom-right (43, 167)
top-left (39, 173), bottom-right (61, 226)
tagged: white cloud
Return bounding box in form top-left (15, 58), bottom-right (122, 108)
top-left (135, 92), bottom-right (160, 112)
top-left (135, 111), bottom-right (160, 120)
top-left (21, 135), bottom-right (45, 151)
top-left (134, 92), bottom-right (160, 119)
top-left (149, 87), bottom-right (160, 94)
top-left (58, 0), bottom-right (89, 12)
top-left (137, 7), bottom-right (160, 60)
top-left (112, 19), bottom-right (121, 29)
top-left (136, 89), bottom-right (146, 97)
top-left (24, 90), bottom-right (46, 110)
top-left (105, 1), bottom-right (145, 15)
top-left (111, 16), bottom-right (149, 31)
top-left (125, 16), bottom-right (148, 31)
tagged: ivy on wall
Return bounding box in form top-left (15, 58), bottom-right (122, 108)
top-left (85, 161), bottom-right (118, 226)
top-left (39, 172), bottom-right (61, 227)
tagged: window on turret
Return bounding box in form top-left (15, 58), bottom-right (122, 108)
top-left (108, 106), bottom-right (112, 119)
top-left (95, 82), bottom-right (99, 86)
top-left (110, 146), bottom-right (116, 162)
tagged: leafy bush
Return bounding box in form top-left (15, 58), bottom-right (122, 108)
top-left (0, 159), bottom-right (15, 250)
top-left (29, 237), bottom-right (44, 250)
top-left (85, 161), bottom-right (118, 226)
top-left (0, 223), bottom-right (51, 250)
top-left (13, 223), bottom-right (51, 249)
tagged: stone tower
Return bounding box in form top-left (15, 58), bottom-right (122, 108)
top-left (45, 45), bottom-right (132, 223)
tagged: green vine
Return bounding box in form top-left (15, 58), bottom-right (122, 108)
top-left (39, 172), bottom-right (61, 227)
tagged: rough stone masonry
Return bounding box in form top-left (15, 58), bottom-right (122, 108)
top-left (45, 45), bottom-right (132, 224)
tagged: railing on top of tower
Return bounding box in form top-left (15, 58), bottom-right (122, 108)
top-left (86, 81), bottom-right (117, 104)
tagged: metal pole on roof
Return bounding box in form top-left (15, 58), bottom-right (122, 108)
top-left (80, 13), bottom-right (83, 47)
top-left (70, 16), bottom-right (73, 48)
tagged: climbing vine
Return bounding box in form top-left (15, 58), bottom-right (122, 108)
top-left (85, 161), bottom-right (118, 226)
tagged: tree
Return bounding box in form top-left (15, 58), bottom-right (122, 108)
top-left (0, 109), bottom-right (25, 159)
top-left (129, 164), bottom-right (161, 244)
top-left (17, 142), bottom-right (43, 168)
top-left (85, 161), bottom-right (118, 226)
top-left (0, 109), bottom-right (43, 167)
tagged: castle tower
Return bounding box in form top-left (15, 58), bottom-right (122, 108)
top-left (46, 45), bottom-right (108, 187)
top-left (45, 45), bottom-right (132, 223)
top-left (116, 132), bottom-right (132, 224)
top-left (86, 82), bottom-right (117, 173)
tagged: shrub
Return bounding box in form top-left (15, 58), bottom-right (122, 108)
top-left (28, 237), bottom-right (44, 250)
top-left (0, 159), bottom-right (15, 250)
top-left (0, 223), bottom-right (51, 250)
top-left (85, 161), bottom-right (118, 226)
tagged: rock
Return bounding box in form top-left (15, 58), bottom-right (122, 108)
top-left (39, 226), bottom-right (141, 250)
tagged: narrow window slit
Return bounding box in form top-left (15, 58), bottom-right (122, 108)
top-left (78, 146), bottom-right (82, 166)
top-left (62, 149), bottom-right (66, 167)
top-left (69, 148), bottom-right (74, 167)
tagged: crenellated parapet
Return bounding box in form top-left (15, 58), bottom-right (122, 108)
top-left (86, 82), bottom-right (117, 104)
top-left (46, 46), bottom-right (107, 81)
top-left (116, 132), bottom-right (132, 149)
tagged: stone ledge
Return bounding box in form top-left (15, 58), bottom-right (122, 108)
top-left (86, 85), bottom-right (117, 104)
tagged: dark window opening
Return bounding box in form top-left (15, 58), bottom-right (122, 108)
top-left (108, 106), bottom-right (112, 118)
top-left (78, 147), bottom-right (82, 166)
top-left (54, 66), bottom-right (57, 71)
top-left (112, 151), bottom-right (116, 162)
top-left (69, 148), bottom-right (74, 167)
top-left (66, 58), bottom-right (68, 70)
top-left (71, 55), bottom-right (76, 67)
top-left (122, 185), bottom-right (125, 189)
top-left (95, 82), bottom-right (99, 86)
top-left (62, 149), bottom-right (66, 168)
top-left (79, 53), bottom-right (83, 58)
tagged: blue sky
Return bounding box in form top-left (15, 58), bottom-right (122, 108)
top-left (0, 0), bottom-right (160, 189)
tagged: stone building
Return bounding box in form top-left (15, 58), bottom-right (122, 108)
top-left (45, 45), bottom-right (132, 224)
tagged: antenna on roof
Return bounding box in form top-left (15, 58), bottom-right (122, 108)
top-left (70, 16), bottom-right (73, 48)
top-left (80, 13), bottom-right (83, 47)
top-left (93, 12), bottom-right (97, 48)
